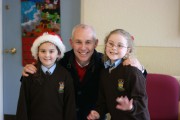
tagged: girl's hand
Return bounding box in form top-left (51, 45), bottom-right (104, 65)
top-left (116, 96), bottom-right (133, 111)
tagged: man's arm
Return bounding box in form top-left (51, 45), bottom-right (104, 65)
top-left (123, 57), bottom-right (147, 77)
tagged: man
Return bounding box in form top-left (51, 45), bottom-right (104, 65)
top-left (22, 24), bottom-right (146, 120)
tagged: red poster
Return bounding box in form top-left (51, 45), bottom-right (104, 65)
top-left (21, 0), bottom-right (60, 66)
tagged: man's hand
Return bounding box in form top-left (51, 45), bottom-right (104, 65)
top-left (123, 57), bottom-right (143, 71)
top-left (22, 62), bottom-right (37, 77)
top-left (87, 110), bottom-right (100, 120)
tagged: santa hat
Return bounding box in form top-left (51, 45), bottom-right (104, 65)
top-left (31, 32), bottom-right (66, 60)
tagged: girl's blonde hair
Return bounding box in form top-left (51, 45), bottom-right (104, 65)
top-left (103, 29), bottom-right (134, 62)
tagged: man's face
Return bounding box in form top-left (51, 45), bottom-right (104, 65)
top-left (70, 28), bottom-right (98, 66)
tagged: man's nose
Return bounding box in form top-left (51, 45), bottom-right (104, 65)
top-left (80, 43), bottom-right (86, 50)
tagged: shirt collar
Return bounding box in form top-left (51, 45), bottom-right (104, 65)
top-left (75, 60), bottom-right (89, 68)
top-left (41, 64), bottom-right (56, 75)
top-left (104, 59), bottom-right (122, 69)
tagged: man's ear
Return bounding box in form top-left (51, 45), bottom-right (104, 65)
top-left (69, 38), bottom-right (73, 48)
top-left (94, 39), bottom-right (99, 48)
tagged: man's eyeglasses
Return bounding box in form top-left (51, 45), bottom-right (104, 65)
top-left (106, 42), bottom-right (127, 49)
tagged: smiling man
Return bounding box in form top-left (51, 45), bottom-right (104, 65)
top-left (60, 24), bottom-right (104, 119)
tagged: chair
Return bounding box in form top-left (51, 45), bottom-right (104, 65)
top-left (146, 73), bottom-right (180, 120)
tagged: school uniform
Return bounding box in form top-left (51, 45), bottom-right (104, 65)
top-left (16, 63), bottom-right (76, 120)
top-left (95, 60), bottom-right (150, 120)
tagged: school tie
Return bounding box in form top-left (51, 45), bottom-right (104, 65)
top-left (109, 65), bottom-right (115, 73)
top-left (46, 71), bottom-right (51, 76)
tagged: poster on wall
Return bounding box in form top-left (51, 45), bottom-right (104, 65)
top-left (21, 0), bottom-right (60, 66)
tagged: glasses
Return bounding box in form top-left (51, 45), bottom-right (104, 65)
top-left (106, 42), bottom-right (127, 49)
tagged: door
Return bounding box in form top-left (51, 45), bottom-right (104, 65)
top-left (3, 0), bottom-right (22, 115)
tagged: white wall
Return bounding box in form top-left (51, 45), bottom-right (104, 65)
top-left (0, 0), bottom-right (4, 119)
top-left (81, 0), bottom-right (180, 47)
top-left (81, 0), bottom-right (180, 77)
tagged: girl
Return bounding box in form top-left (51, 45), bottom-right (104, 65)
top-left (87, 29), bottom-right (150, 120)
top-left (16, 32), bottom-right (76, 120)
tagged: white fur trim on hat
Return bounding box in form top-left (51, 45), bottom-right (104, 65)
top-left (31, 32), bottom-right (66, 60)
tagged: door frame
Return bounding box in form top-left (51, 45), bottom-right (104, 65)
top-left (0, 0), bottom-right (4, 119)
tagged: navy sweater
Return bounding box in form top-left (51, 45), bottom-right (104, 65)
top-left (16, 64), bottom-right (76, 120)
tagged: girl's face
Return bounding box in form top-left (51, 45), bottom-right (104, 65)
top-left (38, 42), bottom-right (60, 68)
top-left (106, 33), bottom-right (129, 64)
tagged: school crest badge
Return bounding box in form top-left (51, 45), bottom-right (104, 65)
top-left (58, 82), bottom-right (64, 93)
top-left (118, 79), bottom-right (125, 91)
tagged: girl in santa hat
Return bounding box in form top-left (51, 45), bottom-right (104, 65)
top-left (16, 32), bottom-right (76, 120)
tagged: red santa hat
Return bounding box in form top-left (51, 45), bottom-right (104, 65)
top-left (31, 32), bottom-right (66, 60)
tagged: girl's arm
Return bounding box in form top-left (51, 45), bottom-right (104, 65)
top-left (64, 73), bottom-right (77, 120)
top-left (16, 77), bottom-right (29, 120)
